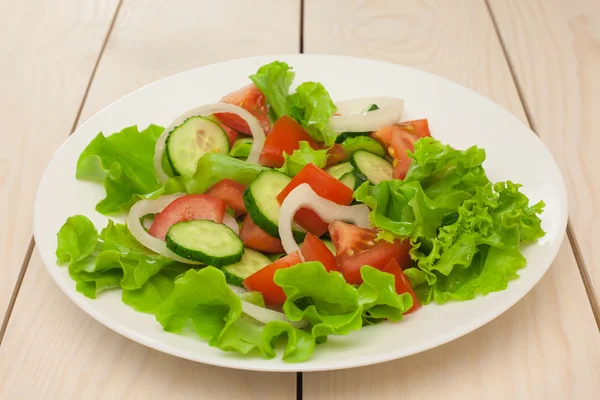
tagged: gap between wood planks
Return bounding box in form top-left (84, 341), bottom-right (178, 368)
top-left (484, 0), bottom-right (600, 329)
top-left (297, 1), bottom-right (305, 398)
top-left (0, 0), bottom-right (124, 346)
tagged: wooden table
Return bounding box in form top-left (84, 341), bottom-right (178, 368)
top-left (1, 0), bottom-right (599, 398)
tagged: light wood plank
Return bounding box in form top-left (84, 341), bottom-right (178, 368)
top-left (0, 0), bottom-right (119, 322)
top-left (303, 0), bottom-right (600, 398)
top-left (0, 0), bottom-right (300, 398)
top-left (488, 0), bottom-right (600, 301)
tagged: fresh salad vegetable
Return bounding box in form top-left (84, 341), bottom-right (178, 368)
top-left (57, 61), bottom-right (545, 363)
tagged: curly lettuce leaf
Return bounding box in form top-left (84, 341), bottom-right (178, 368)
top-left (155, 267), bottom-right (316, 362)
top-left (355, 138), bottom-right (545, 304)
top-left (289, 82), bottom-right (338, 146)
top-left (275, 262), bottom-right (412, 340)
top-left (249, 61), bottom-right (295, 120)
top-left (277, 141), bottom-right (328, 176)
top-left (56, 215), bottom-right (179, 298)
top-left (76, 125), bottom-right (164, 215)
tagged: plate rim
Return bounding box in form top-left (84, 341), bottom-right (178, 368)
top-left (33, 53), bottom-right (569, 372)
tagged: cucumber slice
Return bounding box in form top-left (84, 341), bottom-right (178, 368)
top-left (339, 172), bottom-right (368, 190)
top-left (243, 170), bottom-right (305, 241)
top-left (340, 136), bottom-right (385, 158)
top-left (325, 162), bottom-right (354, 179)
top-left (166, 116), bottom-right (230, 177)
top-left (334, 104), bottom-right (380, 143)
top-left (351, 150), bottom-right (393, 184)
top-left (229, 138), bottom-right (254, 159)
top-left (223, 248), bottom-right (271, 287)
top-left (165, 220), bottom-right (243, 266)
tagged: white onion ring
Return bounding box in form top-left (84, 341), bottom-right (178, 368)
top-left (154, 103), bottom-right (266, 184)
top-left (222, 213), bottom-right (239, 235)
top-left (241, 301), bottom-right (307, 328)
top-left (127, 194), bottom-right (201, 264)
top-left (278, 184), bottom-right (371, 255)
top-left (227, 285), bottom-right (306, 328)
top-left (329, 96), bottom-right (404, 133)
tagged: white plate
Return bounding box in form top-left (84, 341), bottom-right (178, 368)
top-left (34, 54), bottom-right (568, 372)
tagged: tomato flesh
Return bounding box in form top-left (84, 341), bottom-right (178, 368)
top-left (325, 144), bottom-right (347, 167)
top-left (214, 84), bottom-right (270, 135)
top-left (259, 115), bottom-right (318, 167)
top-left (239, 214), bottom-right (285, 253)
top-left (243, 252), bottom-right (302, 305)
top-left (300, 233), bottom-right (339, 272)
top-left (371, 119), bottom-right (432, 180)
top-left (205, 179), bottom-right (247, 217)
top-left (213, 118), bottom-right (238, 147)
top-left (148, 194), bottom-right (226, 240)
top-left (277, 163), bottom-right (354, 236)
top-left (382, 259), bottom-right (422, 313)
top-left (329, 221), bottom-right (412, 285)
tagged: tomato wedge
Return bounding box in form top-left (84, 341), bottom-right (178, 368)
top-left (300, 233), bottom-right (339, 272)
top-left (325, 144), bottom-right (347, 167)
top-left (277, 163), bottom-right (354, 236)
top-left (239, 214), bottom-right (285, 253)
top-left (371, 119), bottom-right (432, 180)
top-left (329, 221), bottom-right (412, 285)
top-left (243, 252), bottom-right (302, 305)
top-left (382, 259), bottom-right (422, 313)
top-left (259, 115), bottom-right (318, 167)
top-left (214, 84), bottom-right (270, 135)
top-left (213, 119), bottom-right (238, 147)
top-left (148, 194), bottom-right (226, 240)
top-left (205, 179), bottom-right (247, 217)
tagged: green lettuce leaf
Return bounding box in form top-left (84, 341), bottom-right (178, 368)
top-left (249, 61), bottom-right (295, 120)
top-left (56, 215), bottom-right (179, 298)
top-left (277, 141), bottom-right (328, 176)
top-left (76, 125), bottom-right (164, 214)
top-left (289, 82), bottom-right (338, 146)
top-left (354, 138), bottom-right (545, 304)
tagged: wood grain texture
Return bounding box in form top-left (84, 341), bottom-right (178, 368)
top-left (0, 0), bottom-right (119, 323)
top-left (488, 0), bottom-right (600, 300)
top-left (303, 0), bottom-right (600, 398)
top-left (0, 0), bottom-right (300, 398)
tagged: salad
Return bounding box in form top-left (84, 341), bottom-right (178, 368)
top-left (56, 61), bottom-right (545, 363)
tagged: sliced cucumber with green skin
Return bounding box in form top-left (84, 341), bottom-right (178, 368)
top-left (243, 170), bottom-right (305, 241)
top-left (351, 150), bottom-right (393, 184)
top-left (340, 136), bottom-right (385, 158)
top-left (334, 104), bottom-right (380, 143)
top-left (165, 220), bottom-right (243, 266)
top-left (339, 172), bottom-right (367, 190)
top-left (166, 116), bottom-right (230, 177)
top-left (229, 138), bottom-right (253, 159)
top-left (223, 248), bottom-right (272, 287)
top-left (325, 162), bottom-right (354, 179)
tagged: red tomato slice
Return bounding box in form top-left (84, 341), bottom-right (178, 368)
top-left (214, 84), bottom-right (270, 135)
top-left (213, 118), bottom-right (238, 147)
top-left (390, 131), bottom-right (418, 180)
top-left (382, 259), bottom-right (422, 313)
top-left (300, 233), bottom-right (339, 272)
top-left (277, 163), bottom-right (354, 236)
top-left (259, 115), bottom-right (318, 167)
top-left (325, 144), bottom-right (347, 167)
top-left (243, 252), bottom-right (302, 305)
top-left (328, 221), bottom-right (377, 257)
top-left (329, 221), bottom-right (412, 285)
top-left (239, 214), bottom-right (285, 253)
top-left (371, 119), bottom-right (431, 148)
top-left (148, 194), bottom-right (226, 240)
top-left (205, 179), bottom-right (247, 217)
